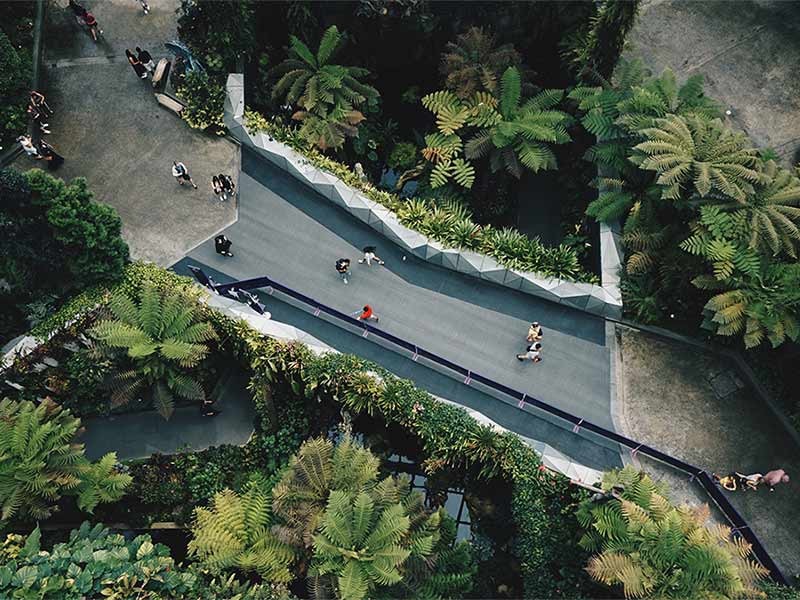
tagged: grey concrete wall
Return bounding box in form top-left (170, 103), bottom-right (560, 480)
top-left (224, 74), bottom-right (623, 319)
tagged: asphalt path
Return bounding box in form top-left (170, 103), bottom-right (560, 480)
top-left (181, 147), bottom-right (613, 431)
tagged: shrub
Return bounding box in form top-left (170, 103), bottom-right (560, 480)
top-left (0, 30), bottom-right (30, 145)
top-left (387, 142), bottom-right (418, 172)
top-left (178, 70), bottom-right (226, 133)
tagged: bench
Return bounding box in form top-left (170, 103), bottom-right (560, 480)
top-left (155, 92), bottom-right (185, 115)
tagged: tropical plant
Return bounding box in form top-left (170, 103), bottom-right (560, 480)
top-left (0, 398), bottom-right (130, 522)
top-left (387, 142), bottom-right (419, 172)
top-left (177, 0), bottom-right (255, 73)
top-left (0, 523), bottom-right (197, 599)
top-left (633, 114), bottom-right (761, 202)
top-left (292, 104), bottom-right (366, 152)
top-left (440, 27), bottom-right (523, 99)
top-left (578, 466), bottom-right (768, 599)
top-left (189, 478), bottom-right (295, 581)
top-left (178, 70), bottom-right (226, 132)
top-left (271, 25), bottom-right (379, 117)
top-left (702, 159), bottom-right (800, 258)
top-left (89, 281), bottom-right (217, 419)
top-left (563, 0), bottom-right (640, 81)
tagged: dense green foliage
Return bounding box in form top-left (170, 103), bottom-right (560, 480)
top-left (178, 70), bottom-right (226, 132)
top-left (0, 168), bottom-right (128, 344)
top-left (572, 61), bottom-right (800, 349)
top-left (177, 0), bottom-right (255, 73)
top-left (0, 29), bottom-right (31, 148)
top-left (578, 467), bottom-right (768, 598)
top-left (0, 523), bottom-right (297, 600)
top-left (89, 282), bottom-right (217, 419)
top-left (0, 398), bottom-right (130, 522)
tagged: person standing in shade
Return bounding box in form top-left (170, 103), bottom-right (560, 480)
top-left (29, 90), bottom-right (53, 117)
top-left (517, 342), bottom-right (542, 363)
top-left (358, 245), bottom-right (385, 266)
top-left (125, 49), bottom-right (147, 79)
top-left (136, 46), bottom-right (155, 74)
top-left (172, 161), bottom-right (198, 188)
top-left (357, 304), bottom-right (379, 322)
top-left (215, 234), bottom-right (233, 257)
top-left (27, 104), bottom-right (51, 134)
top-left (36, 139), bottom-right (64, 170)
top-left (336, 258), bottom-right (351, 284)
top-left (201, 398), bottom-right (220, 417)
top-left (526, 322), bottom-right (543, 343)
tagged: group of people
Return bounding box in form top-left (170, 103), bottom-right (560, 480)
top-left (516, 322), bottom-right (543, 363)
top-left (27, 90), bottom-right (53, 134)
top-left (713, 468), bottom-right (789, 492)
top-left (125, 47), bottom-right (155, 80)
top-left (17, 89), bottom-right (64, 170)
top-left (212, 174), bottom-right (236, 202)
top-left (335, 246), bottom-right (385, 285)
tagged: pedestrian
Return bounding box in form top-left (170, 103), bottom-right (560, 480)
top-left (212, 175), bottom-right (223, 200)
top-left (27, 105), bottom-right (51, 134)
top-left (357, 304), bottom-right (379, 322)
top-left (36, 140), bottom-right (64, 171)
top-left (336, 258), bottom-right (351, 284)
top-left (516, 342), bottom-right (542, 363)
top-left (526, 322), bottom-right (543, 343)
top-left (29, 90), bottom-right (53, 117)
top-left (17, 135), bottom-right (40, 158)
top-left (762, 468), bottom-right (789, 492)
top-left (83, 10), bottom-right (101, 42)
top-left (201, 398), bottom-right (220, 417)
top-left (220, 173), bottom-right (235, 200)
top-left (136, 46), bottom-right (155, 74)
top-left (358, 245), bottom-right (385, 266)
top-left (172, 161), bottom-right (198, 189)
top-left (137, 0), bottom-right (150, 15)
top-left (125, 49), bottom-right (147, 79)
top-left (214, 234), bottom-right (234, 257)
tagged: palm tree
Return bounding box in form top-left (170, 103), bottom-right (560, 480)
top-left (578, 466), bottom-right (768, 599)
top-left (633, 114), bottom-right (761, 202)
top-left (89, 282), bottom-right (217, 419)
top-left (440, 27), bottom-right (523, 99)
top-left (189, 479), bottom-right (295, 581)
top-left (463, 67), bottom-right (572, 178)
top-left (271, 25), bottom-right (379, 117)
top-left (0, 398), bottom-right (130, 522)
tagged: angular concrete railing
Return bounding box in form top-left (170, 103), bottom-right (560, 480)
top-left (224, 74), bottom-right (623, 319)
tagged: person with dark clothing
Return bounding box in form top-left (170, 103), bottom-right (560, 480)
top-left (358, 245), bottom-right (385, 266)
top-left (201, 398), bottom-right (220, 417)
top-left (136, 46), bottom-right (155, 73)
top-left (215, 234), bottom-right (233, 257)
top-left (126, 49), bottom-right (147, 79)
top-left (336, 258), bottom-right (351, 284)
top-left (219, 173), bottom-right (235, 200)
top-left (212, 175), bottom-right (223, 200)
top-left (27, 105), bottom-right (51, 134)
top-left (30, 90), bottom-right (53, 117)
top-left (36, 140), bottom-right (64, 170)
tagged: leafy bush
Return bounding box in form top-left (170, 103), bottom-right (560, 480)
top-left (0, 398), bottom-right (130, 522)
top-left (0, 30), bottom-right (31, 146)
top-left (176, 0), bottom-right (255, 73)
top-left (387, 142), bottom-right (418, 172)
top-left (243, 111), bottom-right (595, 283)
top-left (178, 70), bottom-right (226, 133)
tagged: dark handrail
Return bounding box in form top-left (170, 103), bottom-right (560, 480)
top-left (196, 268), bottom-right (786, 584)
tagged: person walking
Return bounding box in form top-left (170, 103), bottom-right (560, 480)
top-left (516, 342), bottom-right (542, 363)
top-left (214, 234), bottom-right (233, 257)
top-left (212, 175), bottom-right (223, 200)
top-left (526, 322), bottom-right (543, 343)
top-left (358, 245), bottom-right (385, 266)
top-left (27, 105), bottom-right (51, 134)
top-left (125, 49), bottom-right (147, 79)
top-left (336, 258), bottom-right (351, 284)
top-left (172, 161), bottom-right (198, 188)
top-left (220, 173), bottom-right (235, 200)
top-left (136, 46), bottom-right (155, 74)
top-left (83, 10), bottom-right (101, 42)
top-left (29, 90), bottom-right (53, 117)
top-left (17, 135), bottom-right (40, 158)
top-left (763, 468), bottom-right (789, 491)
top-left (137, 0), bottom-right (150, 15)
top-left (357, 304), bottom-right (379, 322)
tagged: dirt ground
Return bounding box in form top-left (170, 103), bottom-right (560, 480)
top-left (616, 327), bottom-right (800, 582)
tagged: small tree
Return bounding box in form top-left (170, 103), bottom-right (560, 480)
top-left (0, 399), bottom-right (130, 522)
top-left (177, 0), bottom-right (255, 72)
top-left (89, 282), bottom-right (217, 419)
top-left (177, 70), bottom-right (226, 133)
top-left (578, 466), bottom-right (768, 599)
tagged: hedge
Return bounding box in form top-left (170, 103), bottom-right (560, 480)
top-left (244, 110), bottom-right (597, 284)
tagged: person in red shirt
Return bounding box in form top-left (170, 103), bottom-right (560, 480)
top-left (358, 305), bottom-right (379, 322)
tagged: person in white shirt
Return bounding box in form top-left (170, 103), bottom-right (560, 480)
top-left (516, 342), bottom-right (542, 363)
top-left (172, 161), bottom-right (198, 189)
